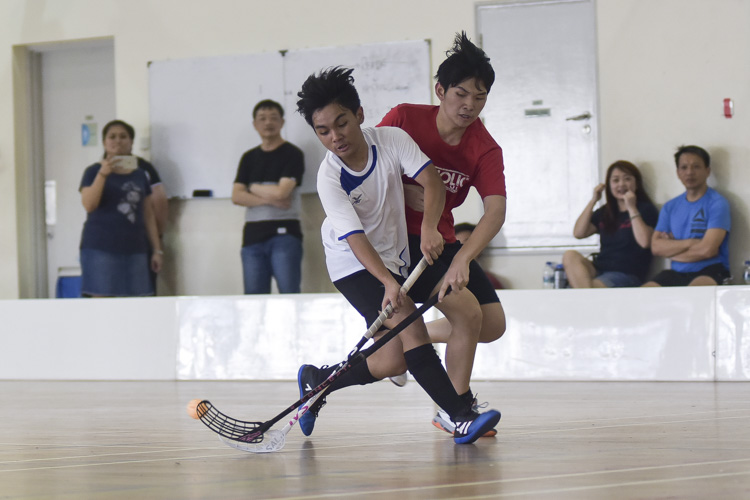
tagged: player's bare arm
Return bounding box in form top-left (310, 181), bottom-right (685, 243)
top-left (439, 195), bottom-right (506, 300)
top-left (413, 163), bottom-right (446, 264)
top-left (403, 183), bottom-right (425, 212)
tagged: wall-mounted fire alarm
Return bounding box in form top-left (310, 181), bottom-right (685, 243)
top-left (724, 98), bottom-right (733, 118)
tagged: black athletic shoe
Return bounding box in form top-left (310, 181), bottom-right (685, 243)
top-left (297, 364), bottom-right (327, 436)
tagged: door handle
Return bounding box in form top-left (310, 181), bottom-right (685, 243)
top-left (565, 112), bottom-right (591, 121)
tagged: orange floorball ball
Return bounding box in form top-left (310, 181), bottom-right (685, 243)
top-left (186, 399), bottom-right (206, 419)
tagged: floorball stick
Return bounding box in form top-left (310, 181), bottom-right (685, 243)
top-left (222, 258), bottom-right (431, 453)
top-left (190, 257), bottom-right (433, 453)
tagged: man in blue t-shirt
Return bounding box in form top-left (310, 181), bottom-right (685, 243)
top-left (643, 145), bottom-right (731, 287)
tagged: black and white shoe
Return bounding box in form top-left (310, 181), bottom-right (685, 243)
top-left (453, 409), bottom-right (502, 444)
top-left (433, 396), bottom-right (497, 437)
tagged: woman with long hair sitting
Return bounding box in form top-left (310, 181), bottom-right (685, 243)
top-left (563, 160), bottom-right (658, 288)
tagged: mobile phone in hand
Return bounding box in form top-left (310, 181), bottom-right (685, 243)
top-left (113, 155), bottom-right (138, 172)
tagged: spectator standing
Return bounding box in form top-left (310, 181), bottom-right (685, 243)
top-left (79, 119), bottom-right (163, 297)
top-left (232, 100), bottom-right (305, 294)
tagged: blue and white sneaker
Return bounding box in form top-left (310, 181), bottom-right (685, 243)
top-left (433, 396), bottom-right (497, 437)
top-left (453, 409), bottom-right (502, 444)
top-left (297, 364), bottom-right (328, 436)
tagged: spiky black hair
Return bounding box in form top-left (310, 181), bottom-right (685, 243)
top-left (435, 31), bottom-right (495, 93)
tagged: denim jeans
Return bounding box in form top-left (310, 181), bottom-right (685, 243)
top-left (241, 234), bottom-right (302, 294)
top-left (80, 249), bottom-right (153, 297)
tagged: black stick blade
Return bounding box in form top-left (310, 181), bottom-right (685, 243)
top-left (197, 401), bottom-right (265, 443)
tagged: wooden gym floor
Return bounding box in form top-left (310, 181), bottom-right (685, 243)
top-left (1, 380), bottom-right (749, 499)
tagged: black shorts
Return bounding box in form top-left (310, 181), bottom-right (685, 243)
top-left (406, 234), bottom-right (501, 305)
top-left (333, 270), bottom-right (405, 328)
top-left (650, 263), bottom-right (730, 286)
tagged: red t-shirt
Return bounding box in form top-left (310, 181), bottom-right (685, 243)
top-left (378, 104), bottom-right (506, 243)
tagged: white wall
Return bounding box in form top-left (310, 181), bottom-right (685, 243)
top-left (3, 0), bottom-right (750, 298)
top-left (596, 0), bottom-right (750, 282)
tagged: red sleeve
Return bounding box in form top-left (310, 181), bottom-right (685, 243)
top-left (472, 146), bottom-right (506, 199)
top-left (377, 106), bottom-right (402, 128)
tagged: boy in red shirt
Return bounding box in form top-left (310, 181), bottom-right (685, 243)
top-left (379, 32), bottom-right (507, 434)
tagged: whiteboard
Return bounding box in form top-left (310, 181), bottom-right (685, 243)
top-left (149, 40), bottom-right (432, 198)
top-left (149, 52), bottom-right (283, 199)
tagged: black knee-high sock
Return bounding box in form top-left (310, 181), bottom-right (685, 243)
top-left (324, 356), bottom-right (379, 393)
top-left (404, 344), bottom-right (471, 420)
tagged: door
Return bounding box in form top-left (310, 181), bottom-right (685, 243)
top-left (39, 42), bottom-right (115, 296)
top-left (477, 0), bottom-right (599, 248)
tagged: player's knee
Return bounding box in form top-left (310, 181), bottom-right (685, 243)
top-left (479, 305), bottom-right (506, 343)
top-left (452, 296), bottom-right (482, 335)
top-left (397, 317), bottom-right (433, 347)
top-left (467, 306), bottom-right (483, 335)
top-left (479, 325), bottom-right (504, 343)
top-left (391, 298), bottom-right (417, 320)
top-left (389, 358), bottom-right (408, 375)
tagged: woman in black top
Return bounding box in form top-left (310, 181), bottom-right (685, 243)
top-left (563, 160), bottom-right (658, 288)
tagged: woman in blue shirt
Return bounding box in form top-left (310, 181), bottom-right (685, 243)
top-left (79, 120), bottom-right (163, 296)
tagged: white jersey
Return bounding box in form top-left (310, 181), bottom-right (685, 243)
top-left (317, 126), bottom-right (431, 282)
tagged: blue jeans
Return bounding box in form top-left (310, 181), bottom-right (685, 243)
top-left (80, 249), bottom-right (153, 297)
top-left (595, 271), bottom-right (642, 288)
top-left (241, 235), bottom-right (302, 294)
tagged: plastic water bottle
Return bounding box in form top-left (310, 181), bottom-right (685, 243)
top-left (744, 260), bottom-right (750, 285)
top-left (554, 264), bottom-right (568, 289)
top-left (543, 262), bottom-right (555, 289)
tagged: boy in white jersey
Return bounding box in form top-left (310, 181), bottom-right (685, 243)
top-left (295, 66), bottom-right (500, 444)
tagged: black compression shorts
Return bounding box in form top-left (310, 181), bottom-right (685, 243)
top-left (406, 234), bottom-right (500, 305)
top-left (333, 270), bottom-right (406, 328)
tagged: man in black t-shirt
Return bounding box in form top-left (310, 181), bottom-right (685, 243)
top-left (231, 99), bottom-right (304, 293)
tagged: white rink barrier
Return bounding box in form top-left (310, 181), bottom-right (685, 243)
top-left (1, 287), bottom-right (748, 381)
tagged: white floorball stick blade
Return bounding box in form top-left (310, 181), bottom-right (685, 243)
top-left (218, 429), bottom-right (286, 453)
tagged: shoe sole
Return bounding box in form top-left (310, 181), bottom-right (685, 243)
top-left (389, 377), bottom-right (407, 387)
top-left (433, 419), bottom-right (497, 437)
top-left (453, 411), bottom-right (502, 444)
top-left (432, 419), bottom-right (453, 434)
